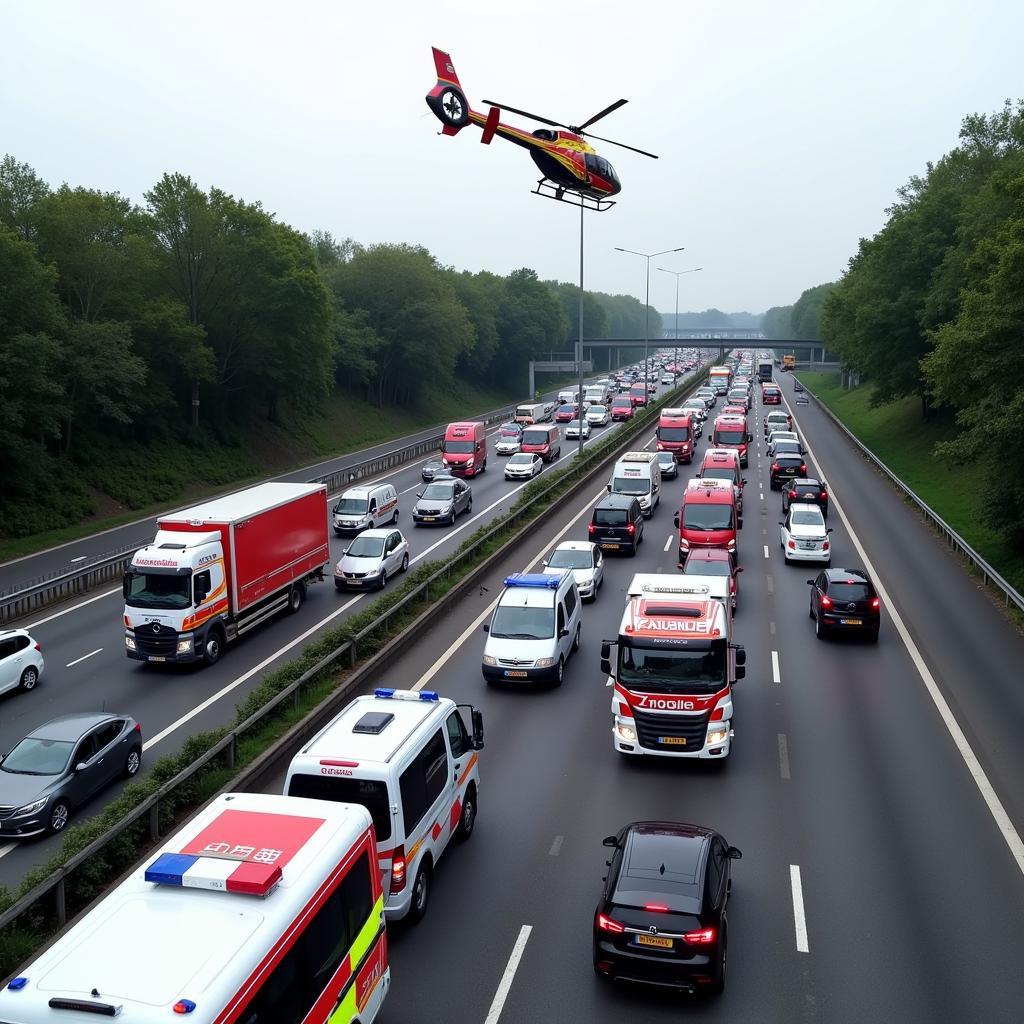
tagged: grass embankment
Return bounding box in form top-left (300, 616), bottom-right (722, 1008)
top-left (0, 383), bottom-right (514, 565)
top-left (800, 372), bottom-right (1024, 592)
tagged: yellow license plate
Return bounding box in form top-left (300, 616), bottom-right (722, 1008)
top-left (659, 736), bottom-right (687, 745)
top-left (603, 542), bottom-right (620, 549)
top-left (422, 516), bottom-right (435, 522)
top-left (635, 934), bottom-right (674, 949)
top-left (504, 670), bottom-right (528, 678)
top-left (841, 618), bottom-right (862, 626)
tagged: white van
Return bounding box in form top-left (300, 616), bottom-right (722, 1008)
top-left (332, 483), bottom-right (399, 535)
top-left (608, 451), bottom-right (662, 517)
top-left (284, 688), bottom-right (484, 924)
top-left (481, 572), bottom-right (582, 687)
top-left (558, 389), bottom-right (577, 405)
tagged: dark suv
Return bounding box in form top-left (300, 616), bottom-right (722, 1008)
top-left (589, 494), bottom-right (644, 556)
top-left (782, 477), bottom-right (829, 518)
top-left (807, 568), bottom-right (881, 641)
top-left (593, 821), bottom-right (741, 995)
top-left (769, 454), bottom-right (807, 490)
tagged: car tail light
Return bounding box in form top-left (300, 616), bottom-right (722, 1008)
top-left (800, 464), bottom-right (807, 474)
top-left (626, 523), bottom-right (635, 535)
top-left (789, 489), bottom-right (798, 499)
top-left (390, 845), bottom-right (407, 894)
top-left (588, 523), bottom-right (596, 535)
top-left (822, 540), bottom-right (830, 550)
top-left (133, 723), bottom-right (142, 734)
top-left (645, 903), bottom-right (669, 912)
top-left (871, 597), bottom-right (880, 609)
top-left (820, 491), bottom-right (828, 499)
top-left (683, 926), bottom-right (716, 944)
top-left (821, 595), bottom-right (833, 609)
top-left (597, 912), bottom-right (625, 934)
top-left (771, 463), bottom-right (779, 472)
top-left (787, 540), bottom-right (795, 549)
top-left (34, 643), bottom-right (42, 652)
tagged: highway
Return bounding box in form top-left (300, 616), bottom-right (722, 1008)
top-left (0, 369), bottom-right (692, 883)
top-left (251, 370), bottom-right (1024, 1023)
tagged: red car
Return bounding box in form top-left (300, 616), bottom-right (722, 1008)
top-left (761, 385), bottom-right (782, 405)
top-left (682, 546), bottom-right (742, 611)
top-left (555, 403), bottom-right (579, 423)
top-left (611, 397), bottom-right (635, 421)
top-left (629, 384), bottom-right (649, 407)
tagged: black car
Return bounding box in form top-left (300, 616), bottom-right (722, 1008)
top-left (0, 712), bottom-right (142, 837)
top-left (594, 822), bottom-right (741, 995)
top-left (769, 454), bottom-right (807, 490)
top-left (782, 477), bottom-right (829, 518)
top-left (412, 477), bottom-right (472, 525)
top-left (421, 456), bottom-right (446, 482)
top-left (589, 494), bottom-right (644, 556)
top-left (807, 567), bottom-right (881, 641)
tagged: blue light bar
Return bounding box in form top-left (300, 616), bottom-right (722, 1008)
top-left (504, 573), bottom-right (560, 589)
top-left (419, 691), bottom-right (439, 701)
top-left (145, 853), bottom-right (196, 886)
top-left (374, 687), bottom-right (396, 698)
top-left (7, 978), bottom-right (27, 991)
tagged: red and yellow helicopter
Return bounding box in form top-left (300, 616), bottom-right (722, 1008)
top-left (425, 47), bottom-right (656, 211)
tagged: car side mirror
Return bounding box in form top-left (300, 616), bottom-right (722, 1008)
top-left (673, 512), bottom-right (680, 528)
top-left (482, 623), bottom-right (489, 633)
top-left (122, 575), bottom-right (130, 600)
top-left (826, 528), bottom-right (834, 534)
top-left (606, 484), bottom-right (611, 493)
top-left (735, 566), bottom-right (744, 574)
top-left (735, 647), bottom-right (746, 666)
top-left (805, 579), bottom-right (814, 585)
top-left (75, 762), bottom-right (88, 773)
top-left (741, 478), bottom-right (747, 486)
top-left (541, 560), bottom-right (548, 566)
top-left (472, 709), bottom-right (485, 750)
top-left (416, 492), bottom-right (423, 499)
top-left (559, 629), bottom-right (570, 639)
top-left (727, 846), bottom-right (743, 860)
top-left (747, 433), bottom-right (753, 443)
top-left (602, 835), bottom-right (618, 848)
top-left (737, 517), bottom-right (743, 529)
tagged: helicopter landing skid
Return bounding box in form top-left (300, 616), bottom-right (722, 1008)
top-left (531, 179), bottom-right (616, 212)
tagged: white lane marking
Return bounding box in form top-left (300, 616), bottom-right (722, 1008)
top-left (778, 733), bottom-right (791, 779)
top-left (765, 575), bottom-right (774, 595)
top-left (0, 843), bottom-right (15, 860)
top-left (484, 925), bottom-right (533, 1024)
top-left (760, 492), bottom-right (765, 501)
top-left (66, 647), bottom-right (103, 668)
top-left (763, 545), bottom-right (769, 559)
top-left (70, 555), bottom-right (87, 564)
top-left (27, 586), bottom-right (121, 629)
top-left (664, 535), bottom-right (673, 552)
top-left (769, 620), bottom-right (776, 635)
top-left (142, 594), bottom-right (364, 752)
top-left (549, 835), bottom-right (564, 856)
top-left (790, 865), bottom-right (809, 952)
top-left (400, 481), bottom-right (423, 495)
top-left (771, 650), bottom-right (781, 683)
top-left (790, 400), bottom-right (1024, 877)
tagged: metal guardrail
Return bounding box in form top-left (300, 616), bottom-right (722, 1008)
top-left (801, 381), bottom-right (1024, 614)
top-left (0, 371), bottom-right (708, 948)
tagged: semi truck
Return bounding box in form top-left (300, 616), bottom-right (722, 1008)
top-left (123, 482), bottom-right (330, 666)
top-left (757, 359), bottom-right (773, 382)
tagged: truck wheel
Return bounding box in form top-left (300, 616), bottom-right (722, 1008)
top-left (408, 861), bottom-right (432, 924)
top-left (287, 584), bottom-right (305, 615)
top-left (203, 629), bottom-right (224, 665)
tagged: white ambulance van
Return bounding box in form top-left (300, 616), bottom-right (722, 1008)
top-left (0, 792), bottom-right (390, 1024)
top-left (284, 688), bottom-right (484, 924)
top-left (608, 451), bottom-right (662, 517)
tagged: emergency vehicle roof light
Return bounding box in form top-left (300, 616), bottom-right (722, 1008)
top-left (504, 573), bottom-right (561, 589)
top-left (375, 687), bottom-right (395, 697)
top-left (419, 691), bottom-right (440, 701)
top-left (375, 687), bottom-right (435, 703)
top-left (7, 977), bottom-right (27, 991)
top-left (144, 853), bottom-right (282, 897)
top-left (173, 999), bottom-right (197, 1014)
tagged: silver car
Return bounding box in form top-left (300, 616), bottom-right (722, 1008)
top-left (564, 419), bottom-right (591, 440)
top-left (412, 477), bottom-right (473, 525)
top-left (335, 528), bottom-right (410, 589)
top-left (541, 541), bottom-right (604, 601)
top-left (0, 712), bottom-right (142, 837)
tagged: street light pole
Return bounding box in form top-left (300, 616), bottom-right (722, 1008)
top-left (656, 266), bottom-right (703, 383)
top-left (614, 245), bottom-right (686, 397)
top-left (577, 202), bottom-right (585, 459)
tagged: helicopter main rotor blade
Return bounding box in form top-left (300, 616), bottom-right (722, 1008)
top-left (481, 99), bottom-right (565, 129)
top-left (575, 98), bottom-right (627, 131)
top-left (580, 131), bottom-right (659, 159)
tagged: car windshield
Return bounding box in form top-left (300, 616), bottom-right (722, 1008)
top-left (489, 604), bottom-right (554, 640)
top-left (684, 558), bottom-right (730, 576)
top-left (829, 582), bottom-right (872, 601)
top-left (421, 483), bottom-right (455, 500)
top-left (791, 511), bottom-right (824, 528)
top-left (443, 440), bottom-right (475, 454)
top-left (657, 455), bottom-right (675, 468)
top-left (2, 736), bottom-right (75, 775)
top-left (335, 497), bottom-right (368, 514)
top-left (346, 536), bottom-right (385, 557)
top-left (567, 420), bottom-right (583, 429)
top-left (713, 428), bottom-right (747, 445)
top-left (508, 454), bottom-right (533, 465)
top-left (613, 476), bottom-right (650, 495)
top-left (774, 441), bottom-right (802, 454)
top-left (776, 456), bottom-right (804, 467)
top-left (658, 427), bottom-right (690, 442)
top-left (702, 466), bottom-right (738, 484)
top-left (612, 400), bottom-right (631, 408)
top-left (683, 504), bottom-right (733, 530)
top-left (125, 569), bottom-right (191, 610)
top-left (618, 641), bottom-right (727, 695)
top-left (548, 549), bottom-right (592, 570)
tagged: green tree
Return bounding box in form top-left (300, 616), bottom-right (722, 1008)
top-left (0, 155), bottom-right (49, 241)
top-left (790, 283), bottom-right (835, 339)
top-left (762, 305), bottom-right (793, 338)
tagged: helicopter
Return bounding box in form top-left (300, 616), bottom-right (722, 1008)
top-left (425, 47), bottom-right (657, 211)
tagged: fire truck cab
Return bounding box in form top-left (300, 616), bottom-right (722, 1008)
top-left (602, 576), bottom-right (745, 761)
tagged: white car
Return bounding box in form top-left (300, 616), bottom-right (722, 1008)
top-left (541, 541), bottom-right (604, 600)
top-left (655, 451), bottom-right (678, 479)
top-left (564, 418), bottom-right (591, 440)
top-left (334, 527), bottom-right (409, 589)
top-left (779, 504), bottom-right (832, 564)
top-left (767, 430), bottom-right (800, 456)
top-left (494, 422), bottom-right (523, 455)
top-left (586, 404), bottom-right (610, 427)
top-left (0, 628), bottom-right (44, 695)
top-left (660, 374), bottom-right (674, 385)
top-left (505, 452), bottom-right (543, 480)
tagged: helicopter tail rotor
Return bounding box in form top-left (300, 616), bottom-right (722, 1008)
top-left (426, 47), bottom-right (472, 134)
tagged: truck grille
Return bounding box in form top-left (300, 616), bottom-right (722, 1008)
top-left (632, 708), bottom-right (710, 750)
top-left (134, 624), bottom-right (178, 657)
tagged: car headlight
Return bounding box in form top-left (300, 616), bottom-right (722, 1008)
top-left (125, 635), bottom-right (137, 651)
top-left (176, 637), bottom-right (194, 654)
top-left (616, 723), bottom-right (637, 743)
top-left (535, 657), bottom-right (554, 668)
top-left (482, 655), bottom-right (497, 666)
top-left (15, 797), bottom-right (48, 816)
top-left (707, 727), bottom-right (729, 745)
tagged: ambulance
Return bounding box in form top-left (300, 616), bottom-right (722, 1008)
top-left (601, 576), bottom-right (746, 760)
top-left (0, 793), bottom-right (389, 1023)
top-left (608, 452), bottom-right (661, 517)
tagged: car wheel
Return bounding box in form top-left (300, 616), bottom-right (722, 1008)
top-left (392, 507), bottom-right (399, 524)
top-left (408, 862), bottom-right (431, 924)
top-left (572, 624), bottom-right (581, 653)
top-left (401, 553), bottom-right (409, 573)
top-left (554, 657), bottom-right (564, 687)
top-left (466, 499), bottom-right (473, 515)
top-left (379, 567), bottom-right (388, 589)
top-left (815, 615), bottom-right (828, 640)
top-left (708, 929), bottom-right (727, 995)
top-left (203, 628), bottom-right (224, 665)
top-left (456, 785), bottom-right (477, 842)
top-left (449, 509), bottom-right (457, 526)
top-left (124, 746), bottom-right (142, 778)
top-left (19, 666), bottom-right (39, 691)
top-left (809, 601), bottom-right (815, 619)
top-left (287, 583), bottom-right (304, 615)
top-left (48, 800), bottom-right (71, 835)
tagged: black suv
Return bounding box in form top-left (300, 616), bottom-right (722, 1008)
top-left (807, 567), bottom-right (881, 641)
top-left (769, 453), bottom-right (807, 490)
top-left (782, 477), bottom-right (829, 518)
top-left (594, 821), bottom-right (741, 995)
top-left (589, 494), bottom-right (644, 556)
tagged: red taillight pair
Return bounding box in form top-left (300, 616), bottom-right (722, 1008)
top-left (626, 523), bottom-right (635, 534)
top-left (597, 912), bottom-right (624, 934)
top-left (390, 845), bottom-right (407, 894)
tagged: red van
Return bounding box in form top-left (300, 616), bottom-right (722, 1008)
top-left (711, 413), bottom-right (752, 467)
top-left (629, 384), bottom-right (649, 407)
top-left (441, 421), bottom-right (487, 477)
top-left (656, 409), bottom-right (694, 463)
top-left (673, 478), bottom-right (741, 564)
top-left (520, 423), bottom-right (562, 462)
top-left (611, 397), bottom-right (635, 421)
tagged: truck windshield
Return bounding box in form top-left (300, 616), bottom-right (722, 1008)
top-left (683, 504), bottom-right (733, 530)
top-left (443, 440), bottom-right (475, 454)
top-left (713, 428), bottom-right (747, 445)
top-left (335, 497), bottom-right (368, 514)
top-left (489, 605), bottom-right (554, 640)
top-left (618, 641), bottom-right (727, 695)
top-left (125, 569), bottom-right (192, 610)
top-left (521, 429), bottom-right (549, 446)
top-left (613, 476), bottom-right (650, 495)
top-left (658, 427), bottom-right (690, 442)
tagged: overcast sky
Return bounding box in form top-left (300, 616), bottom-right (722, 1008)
top-left (2, 0), bottom-right (1021, 313)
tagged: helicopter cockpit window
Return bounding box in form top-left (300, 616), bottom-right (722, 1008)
top-left (585, 154), bottom-right (619, 185)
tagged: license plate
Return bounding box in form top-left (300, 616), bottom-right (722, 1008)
top-left (504, 670), bottom-right (528, 678)
top-left (840, 618), bottom-right (862, 626)
top-left (659, 736), bottom-right (687, 745)
top-left (799, 541), bottom-right (816, 549)
top-left (422, 516), bottom-right (435, 522)
top-left (602, 542), bottom-right (620, 549)
top-left (634, 934), bottom-right (674, 949)
top-left (148, 656), bottom-right (166, 662)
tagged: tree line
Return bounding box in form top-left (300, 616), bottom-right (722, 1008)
top-left (0, 156), bottom-right (659, 535)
